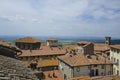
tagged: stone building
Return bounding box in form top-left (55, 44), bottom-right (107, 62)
top-left (76, 41), bottom-right (94, 55)
top-left (46, 38), bottom-right (58, 47)
top-left (16, 37), bottom-right (66, 71)
top-left (110, 45), bottom-right (120, 76)
top-left (58, 41), bottom-right (113, 80)
top-left (15, 37), bottom-right (41, 50)
top-left (94, 37), bottom-right (111, 59)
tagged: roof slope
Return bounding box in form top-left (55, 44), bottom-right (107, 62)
top-left (94, 43), bottom-right (110, 51)
top-left (15, 37), bottom-right (40, 43)
top-left (110, 45), bottom-right (120, 49)
top-left (0, 55), bottom-right (38, 80)
top-left (58, 52), bottom-right (113, 67)
top-left (19, 46), bottom-right (66, 57)
top-left (58, 52), bottom-right (90, 67)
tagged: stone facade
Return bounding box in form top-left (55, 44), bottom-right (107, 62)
top-left (46, 39), bottom-right (58, 47)
top-left (77, 41), bottom-right (94, 55)
top-left (58, 59), bottom-right (112, 80)
top-left (110, 45), bottom-right (120, 76)
top-left (58, 41), bottom-right (113, 80)
top-left (15, 37), bottom-right (41, 50)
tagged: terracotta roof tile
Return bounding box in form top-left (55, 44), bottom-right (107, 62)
top-left (0, 40), bottom-right (11, 47)
top-left (87, 54), bottom-right (112, 65)
top-left (94, 43), bottom-right (110, 51)
top-left (58, 53), bottom-right (112, 67)
top-left (77, 41), bottom-right (92, 47)
top-left (91, 75), bottom-right (120, 80)
top-left (110, 45), bottom-right (120, 49)
top-left (42, 70), bottom-right (63, 80)
top-left (19, 46), bottom-right (66, 57)
top-left (58, 52), bottom-right (90, 67)
top-left (15, 37), bottom-right (40, 43)
top-left (47, 38), bottom-right (58, 41)
top-left (68, 76), bottom-right (91, 80)
top-left (37, 59), bottom-right (58, 67)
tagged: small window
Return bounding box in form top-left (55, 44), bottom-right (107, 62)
top-left (117, 50), bottom-right (120, 54)
top-left (114, 58), bottom-right (116, 62)
top-left (101, 65), bottom-right (105, 69)
top-left (76, 67), bottom-right (80, 72)
top-left (111, 57), bottom-right (113, 61)
top-left (117, 70), bottom-right (119, 75)
top-left (117, 59), bottom-right (119, 66)
top-left (94, 65), bottom-right (97, 67)
top-left (88, 66), bottom-right (91, 69)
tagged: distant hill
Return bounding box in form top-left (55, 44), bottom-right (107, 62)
top-left (0, 36), bottom-right (120, 45)
top-left (111, 39), bottom-right (120, 44)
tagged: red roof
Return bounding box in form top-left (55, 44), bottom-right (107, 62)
top-left (42, 70), bottom-right (63, 80)
top-left (15, 37), bottom-right (40, 43)
top-left (111, 45), bottom-right (120, 50)
top-left (19, 46), bottom-right (66, 57)
top-left (58, 52), bottom-right (113, 67)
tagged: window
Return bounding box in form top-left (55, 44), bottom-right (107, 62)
top-left (117, 49), bottom-right (120, 54)
top-left (76, 67), bottom-right (80, 72)
top-left (117, 59), bottom-right (119, 66)
top-left (114, 58), bottom-right (116, 62)
top-left (88, 66), bottom-right (91, 69)
top-left (94, 65), bottom-right (97, 67)
top-left (117, 70), bottom-right (119, 75)
top-left (111, 57), bottom-right (113, 61)
top-left (101, 65), bottom-right (105, 69)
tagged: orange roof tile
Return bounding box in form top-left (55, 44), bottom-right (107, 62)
top-left (68, 76), bottom-right (91, 80)
top-left (77, 41), bottom-right (92, 47)
top-left (110, 45), bottom-right (120, 50)
top-left (58, 52), bottom-right (90, 67)
top-left (58, 52), bottom-right (112, 67)
top-left (42, 70), bottom-right (63, 80)
top-left (37, 59), bottom-right (58, 67)
top-left (15, 37), bottom-right (40, 43)
top-left (19, 46), bottom-right (66, 57)
top-left (0, 40), bottom-right (11, 47)
top-left (91, 75), bottom-right (120, 80)
top-left (47, 38), bottom-right (58, 41)
top-left (87, 54), bottom-right (112, 65)
top-left (94, 43), bottom-right (110, 51)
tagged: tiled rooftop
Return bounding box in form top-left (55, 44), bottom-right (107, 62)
top-left (77, 41), bottom-right (92, 47)
top-left (15, 37), bottom-right (40, 43)
top-left (58, 52), bottom-right (112, 67)
top-left (68, 76), bottom-right (91, 80)
top-left (19, 46), bottom-right (66, 57)
top-left (110, 45), bottom-right (120, 49)
top-left (91, 75), bottom-right (120, 80)
top-left (47, 38), bottom-right (58, 41)
top-left (37, 59), bottom-right (58, 67)
top-left (0, 54), bottom-right (38, 80)
top-left (0, 40), bottom-right (11, 47)
top-left (94, 43), bottom-right (110, 51)
top-left (42, 70), bottom-right (63, 80)
top-left (58, 52), bottom-right (90, 67)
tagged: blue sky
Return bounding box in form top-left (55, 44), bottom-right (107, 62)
top-left (0, 0), bottom-right (120, 38)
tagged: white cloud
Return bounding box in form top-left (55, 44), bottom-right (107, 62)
top-left (0, 0), bottom-right (120, 38)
